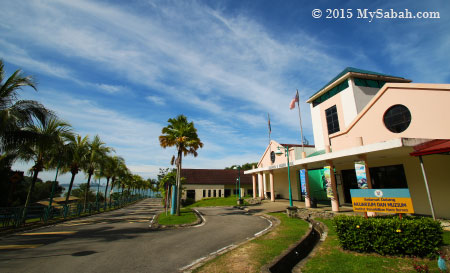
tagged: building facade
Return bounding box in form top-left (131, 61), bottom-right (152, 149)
top-left (245, 67), bottom-right (450, 219)
top-left (180, 169), bottom-right (253, 201)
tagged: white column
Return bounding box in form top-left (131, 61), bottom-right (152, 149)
top-left (263, 173), bottom-right (267, 198)
top-left (270, 171), bottom-right (274, 202)
top-left (258, 172), bottom-right (263, 198)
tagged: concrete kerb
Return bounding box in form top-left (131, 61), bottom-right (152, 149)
top-left (150, 208), bottom-right (204, 230)
top-left (180, 213), bottom-right (280, 273)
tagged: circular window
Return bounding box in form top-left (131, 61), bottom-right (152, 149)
top-left (383, 104), bottom-right (411, 133)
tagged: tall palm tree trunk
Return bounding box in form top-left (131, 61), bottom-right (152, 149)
top-left (109, 177), bottom-right (116, 207)
top-left (84, 171), bottom-right (93, 211)
top-left (65, 172), bottom-right (77, 205)
top-left (176, 149), bottom-right (182, 216)
top-left (104, 177), bottom-right (110, 207)
top-left (22, 168), bottom-right (40, 222)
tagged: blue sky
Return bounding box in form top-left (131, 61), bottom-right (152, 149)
top-left (1, 0), bottom-right (449, 183)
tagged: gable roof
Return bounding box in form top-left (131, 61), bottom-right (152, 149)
top-left (180, 169), bottom-right (252, 185)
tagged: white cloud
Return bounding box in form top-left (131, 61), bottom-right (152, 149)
top-left (146, 95), bottom-right (165, 105)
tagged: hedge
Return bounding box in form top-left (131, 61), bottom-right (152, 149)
top-left (333, 215), bottom-right (443, 257)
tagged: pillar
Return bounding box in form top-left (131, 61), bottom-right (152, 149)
top-left (258, 172), bottom-right (263, 199)
top-left (263, 173), bottom-right (267, 199)
top-left (304, 166), bottom-right (311, 208)
top-left (252, 174), bottom-right (257, 199)
top-left (327, 160), bottom-right (339, 212)
top-left (269, 171), bottom-right (274, 202)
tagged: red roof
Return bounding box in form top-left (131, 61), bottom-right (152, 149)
top-left (410, 139), bottom-right (450, 156)
top-left (180, 169), bottom-right (252, 185)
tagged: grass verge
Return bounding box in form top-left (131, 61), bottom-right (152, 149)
top-left (301, 219), bottom-right (448, 273)
top-left (186, 196), bottom-right (249, 208)
top-left (157, 208), bottom-right (197, 226)
top-left (193, 212), bottom-right (309, 273)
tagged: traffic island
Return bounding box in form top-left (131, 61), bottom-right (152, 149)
top-left (151, 208), bottom-right (202, 229)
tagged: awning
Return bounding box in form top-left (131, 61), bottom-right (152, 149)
top-left (410, 139), bottom-right (450, 156)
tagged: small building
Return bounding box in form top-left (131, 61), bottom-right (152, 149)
top-left (245, 67), bottom-right (450, 219)
top-left (181, 169), bottom-right (253, 201)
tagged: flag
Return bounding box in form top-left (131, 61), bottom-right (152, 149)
top-left (289, 91), bottom-right (299, 109)
top-left (268, 113), bottom-right (271, 133)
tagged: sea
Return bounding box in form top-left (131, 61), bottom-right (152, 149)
top-left (60, 183), bottom-right (157, 197)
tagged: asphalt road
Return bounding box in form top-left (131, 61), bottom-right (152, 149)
top-left (0, 199), bottom-right (270, 273)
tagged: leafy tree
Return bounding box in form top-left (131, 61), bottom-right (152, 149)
top-left (0, 59), bottom-right (51, 169)
top-left (18, 116), bottom-right (72, 217)
top-left (159, 115), bottom-right (203, 216)
top-left (82, 135), bottom-right (111, 210)
top-left (61, 134), bottom-right (89, 205)
top-left (225, 162), bottom-right (258, 171)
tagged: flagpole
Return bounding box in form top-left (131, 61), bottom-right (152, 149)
top-left (296, 89), bottom-right (305, 153)
top-left (268, 113), bottom-right (272, 164)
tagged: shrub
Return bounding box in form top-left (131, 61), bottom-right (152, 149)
top-left (333, 215), bottom-right (443, 257)
top-left (181, 197), bottom-right (195, 207)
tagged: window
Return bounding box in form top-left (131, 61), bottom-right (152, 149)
top-left (383, 104), bottom-right (411, 133)
top-left (208, 190), bottom-right (211, 197)
top-left (218, 190), bottom-right (221, 197)
top-left (203, 190), bottom-right (206, 198)
top-left (325, 105), bottom-right (340, 135)
top-left (213, 190), bottom-right (216, 197)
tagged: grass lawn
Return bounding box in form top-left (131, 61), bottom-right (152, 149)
top-left (193, 212), bottom-right (309, 273)
top-left (157, 208), bottom-right (197, 226)
top-left (186, 196), bottom-right (249, 208)
top-left (301, 219), bottom-right (447, 273)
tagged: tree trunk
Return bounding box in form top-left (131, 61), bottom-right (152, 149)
top-left (22, 168), bottom-right (40, 222)
top-left (176, 149), bottom-right (182, 216)
top-left (84, 171), bottom-right (93, 211)
top-left (109, 177), bottom-right (115, 207)
top-left (104, 177), bottom-right (110, 207)
top-left (65, 171), bottom-right (77, 205)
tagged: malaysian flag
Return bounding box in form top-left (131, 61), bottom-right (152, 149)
top-left (289, 91), bottom-right (299, 110)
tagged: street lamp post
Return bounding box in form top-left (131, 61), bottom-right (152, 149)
top-left (275, 146), bottom-right (294, 207)
top-left (233, 166), bottom-right (242, 205)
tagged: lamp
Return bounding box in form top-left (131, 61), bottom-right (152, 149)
top-left (275, 145), bottom-right (294, 207)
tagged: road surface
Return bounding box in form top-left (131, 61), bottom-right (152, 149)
top-left (0, 198), bottom-right (270, 273)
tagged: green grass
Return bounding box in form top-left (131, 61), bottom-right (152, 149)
top-left (193, 212), bottom-right (309, 273)
top-left (444, 230), bottom-right (450, 245)
top-left (157, 208), bottom-right (197, 226)
top-left (301, 219), bottom-right (444, 273)
top-left (186, 196), bottom-right (248, 208)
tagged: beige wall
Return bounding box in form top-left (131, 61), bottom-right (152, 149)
top-left (272, 168), bottom-right (302, 201)
top-left (330, 84), bottom-right (450, 151)
top-left (333, 154), bottom-right (450, 219)
top-left (258, 140), bottom-right (296, 168)
top-left (183, 184), bottom-right (252, 200)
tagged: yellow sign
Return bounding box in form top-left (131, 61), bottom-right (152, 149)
top-left (351, 197), bottom-right (414, 213)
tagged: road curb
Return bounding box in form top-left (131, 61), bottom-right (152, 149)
top-left (150, 208), bottom-right (204, 230)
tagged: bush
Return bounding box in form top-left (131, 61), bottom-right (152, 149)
top-left (182, 198), bottom-right (195, 207)
top-left (333, 215), bottom-right (443, 257)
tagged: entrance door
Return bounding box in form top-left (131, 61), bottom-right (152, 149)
top-left (187, 190), bottom-right (195, 200)
top-left (341, 169), bottom-right (358, 203)
top-left (224, 189), bottom-right (231, 197)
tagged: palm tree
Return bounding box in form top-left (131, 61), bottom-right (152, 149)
top-left (109, 156), bottom-right (127, 206)
top-left (61, 134), bottom-right (89, 205)
top-left (0, 59), bottom-right (51, 168)
top-left (82, 135), bottom-right (111, 210)
top-left (159, 115), bottom-right (203, 216)
top-left (18, 116), bottom-right (72, 219)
